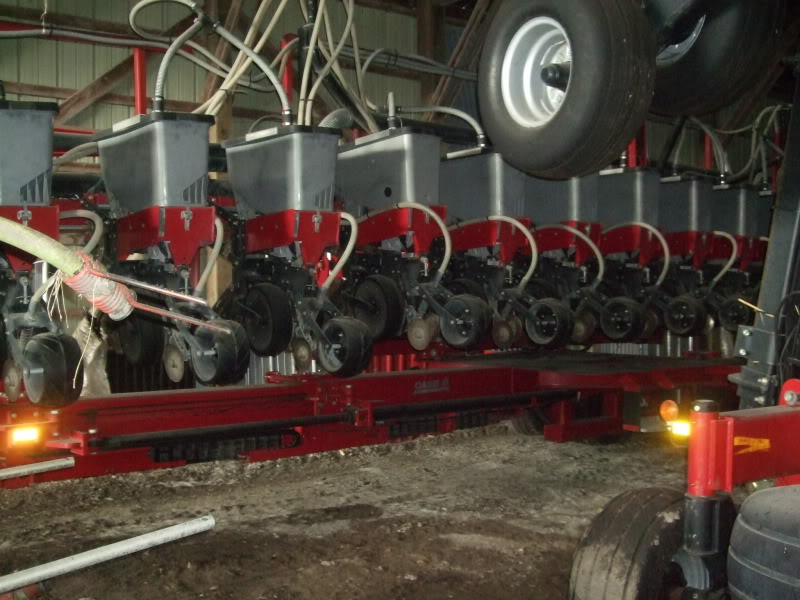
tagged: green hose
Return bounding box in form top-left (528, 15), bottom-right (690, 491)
top-left (0, 217), bottom-right (83, 275)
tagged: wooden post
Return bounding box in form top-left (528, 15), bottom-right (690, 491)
top-left (416, 1), bottom-right (445, 104)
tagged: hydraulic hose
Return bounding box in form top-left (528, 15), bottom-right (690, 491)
top-left (395, 106), bottom-right (486, 147)
top-left (153, 17), bottom-right (204, 111)
top-left (194, 218), bottom-right (224, 296)
top-left (449, 216), bottom-right (538, 291)
top-left (710, 231), bottom-right (738, 289)
top-left (534, 224), bottom-right (605, 288)
top-left (0, 217), bottom-right (82, 275)
top-left (320, 212), bottom-right (358, 291)
top-left (602, 222), bottom-right (670, 287)
top-left (319, 108), bottom-right (355, 129)
top-left (359, 202), bottom-right (452, 281)
top-left (298, 0), bottom-right (329, 126)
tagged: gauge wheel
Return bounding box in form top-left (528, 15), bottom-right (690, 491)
top-left (718, 295), bottom-right (754, 333)
top-left (652, 0), bottom-right (786, 115)
top-left (600, 297), bottom-right (646, 342)
top-left (478, 0), bottom-right (655, 178)
top-left (22, 333), bottom-right (83, 407)
top-left (352, 274), bottom-right (405, 340)
top-left (440, 294), bottom-right (491, 350)
top-left (117, 314), bottom-right (164, 366)
top-left (525, 298), bottom-right (575, 348)
top-left (664, 295), bottom-right (708, 337)
top-left (570, 487), bottom-right (687, 600)
top-left (449, 278), bottom-right (487, 302)
top-left (318, 317), bottom-right (372, 377)
top-left (190, 319), bottom-right (250, 385)
top-left (243, 283), bottom-right (294, 356)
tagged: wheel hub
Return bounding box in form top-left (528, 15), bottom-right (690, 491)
top-left (501, 16), bottom-right (572, 128)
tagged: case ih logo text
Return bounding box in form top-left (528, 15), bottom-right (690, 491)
top-left (414, 377), bottom-right (450, 395)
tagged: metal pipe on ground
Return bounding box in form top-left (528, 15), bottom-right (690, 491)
top-left (0, 457), bottom-right (75, 481)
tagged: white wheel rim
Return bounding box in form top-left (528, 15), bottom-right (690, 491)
top-left (501, 16), bottom-right (572, 128)
top-left (656, 16), bottom-right (706, 66)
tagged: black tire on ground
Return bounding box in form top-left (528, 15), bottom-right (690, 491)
top-left (728, 485), bottom-right (800, 599)
top-left (652, 0), bottom-right (785, 116)
top-left (117, 314), bottom-right (164, 366)
top-left (664, 295), bottom-right (708, 337)
top-left (22, 333), bottom-right (84, 407)
top-left (600, 297), bottom-right (647, 342)
top-left (318, 317), bottom-right (372, 377)
top-left (190, 319), bottom-right (250, 385)
top-left (440, 294), bottom-right (491, 350)
top-left (478, 0), bottom-right (655, 179)
top-left (569, 487), bottom-right (686, 600)
top-left (243, 283), bottom-right (294, 356)
top-left (449, 278), bottom-right (487, 302)
top-left (525, 298), bottom-right (575, 348)
top-left (352, 274), bottom-right (405, 340)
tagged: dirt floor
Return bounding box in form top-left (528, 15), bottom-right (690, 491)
top-left (0, 425), bottom-right (688, 600)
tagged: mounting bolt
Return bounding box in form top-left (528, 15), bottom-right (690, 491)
top-left (754, 395), bottom-right (766, 405)
top-left (757, 377), bottom-right (769, 385)
top-left (784, 390), bottom-right (798, 406)
top-left (88, 428), bottom-right (98, 434)
top-left (738, 348), bottom-right (748, 357)
top-left (742, 329), bottom-right (752, 336)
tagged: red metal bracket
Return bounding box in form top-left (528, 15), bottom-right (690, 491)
top-left (449, 217), bottom-right (532, 266)
top-left (357, 206), bottom-right (448, 255)
top-left (245, 209), bottom-right (340, 266)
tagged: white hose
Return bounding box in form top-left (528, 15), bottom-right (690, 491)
top-left (395, 106), bottom-right (485, 145)
top-left (710, 230), bottom-right (738, 289)
top-left (298, 0), bottom-right (329, 126)
top-left (602, 221), bottom-right (670, 287)
top-left (153, 17), bottom-right (204, 108)
top-left (53, 142), bottom-right (98, 169)
top-left (320, 212), bottom-right (358, 291)
top-left (450, 216), bottom-right (538, 291)
top-left (0, 217), bottom-right (82, 275)
top-left (194, 218), bottom-right (224, 296)
top-left (690, 117), bottom-right (730, 176)
top-left (303, 0), bottom-right (355, 125)
top-left (28, 210), bottom-right (105, 315)
top-left (359, 202), bottom-right (452, 278)
top-left (534, 224), bottom-right (605, 288)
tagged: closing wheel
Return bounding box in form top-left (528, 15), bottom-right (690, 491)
top-left (600, 297), bottom-right (646, 342)
top-left (440, 294), bottom-right (491, 350)
top-left (22, 333), bottom-right (83, 407)
top-left (569, 487), bottom-right (686, 600)
top-left (318, 317), bottom-right (372, 377)
top-left (190, 319), bottom-right (250, 385)
top-left (162, 344), bottom-right (186, 383)
top-left (525, 298), bottom-right (574, 348)
top-left (478, 0), bottom-right (655, 178)
top-left (718, 295), bottom-right (754, 333)
top-left (664, 295), bottom-right (708, 337)
top-left (117, 313), bottom-right (164, 366)
top-left (572, 304), bottom-right (599, 345)
top-left (652, 1), bottom-right (785, 115)
top-left (243, 283), bottom-right (294, 356)
top-left (407, 313), bottom-right (440, 351)
top-left (352, 274), bottom-right (405, 340)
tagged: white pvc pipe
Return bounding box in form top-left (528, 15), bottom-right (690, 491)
top-left (602, 221), bottom-right (671, 287)
top-left (298, 0), bottom-right (329, 125)
top-left (359, 202), bottom-right (452, 277)
top-left (320, 212), bottom-right (358, 291)
top-left (535, 223), bottom-right (606, 288)
top-left (0, 516), bottom-right (215, 594)
top-left (710, 230), bottom-right (738, 288)
top-left (0, 457), bottom-right (75, 481)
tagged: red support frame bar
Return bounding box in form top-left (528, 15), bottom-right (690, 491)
top-left (449, 217), bottom-right (532, 266)
top-left (133, 48), bottom-right (148, 115)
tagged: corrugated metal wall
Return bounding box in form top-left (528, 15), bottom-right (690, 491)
top-left (0, 0), bottom-right (420, 136)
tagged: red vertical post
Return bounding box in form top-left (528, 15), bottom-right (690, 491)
top-left (133, 48), bottom-right (148, 115)
top-left (626, 138), bottom-right (638, 169)
top-left (686, 400), bottom-right (720, 497)
top-left (703, 135), bottom-right (714, 171)
top-left (281, 34), bottom-right (296, 104)
top-left (626, 126), bottom-right (647, 169)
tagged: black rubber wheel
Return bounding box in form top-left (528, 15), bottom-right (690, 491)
top-left (525, 298), bottom-right (575, 348)
top-left (440, 294), bottom-right (491, 350)
top-left (664, 295), bottom-right (707, 337)
top-left (243, 283), bottom-right (294, 356)
top-left (22, 333), bottom-right (83, 407)
top-left (352, 274), bottom-right (405, 340)
top-left (718, 294), bottom-right (754, 333)
top-left (600, 297), bottom-right (646, 342)
top-left (190, 319), bottom-right (250, 385)
top-left (652, 0), bottom-right (785, 116)
top-left (478, 0), bottom-right (655, 178)
top-left (449, 278), bottom-right (487, 302)
top-left (318, 317), bottom-right (372, 377)
top-left (570, 487), bottom-right (686, 600)
top-left (117, 314), bottom-right (164, 366)
top-left (728, 485), bottom-right (800, 599)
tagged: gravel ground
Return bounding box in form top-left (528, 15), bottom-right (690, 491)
top-left (0, 424), bottom-right (687, 600)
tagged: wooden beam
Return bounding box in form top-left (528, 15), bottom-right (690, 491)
top-left (53, 14), bottom-right (196, 126)
top-left (417, 1), bottom-right (446, 103)
top-left (4, 81), bottom-right (277, 122)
